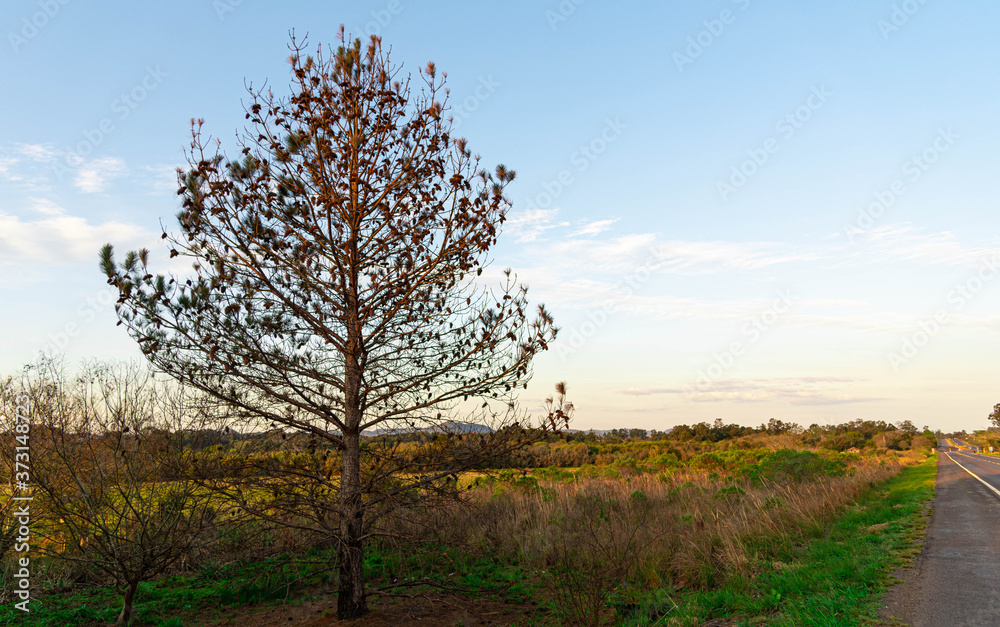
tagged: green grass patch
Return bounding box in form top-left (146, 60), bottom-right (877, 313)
top-left (0, 541), bottom-right (540, 627)
top-left (363, 542), bottom-right (540, 604)
top-left (0, 550), bottom-right (338, 626)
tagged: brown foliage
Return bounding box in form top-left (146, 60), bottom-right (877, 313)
top-left (99, 29), bottom-right (558, 619)
top-left (388, 457), bottom-right (906, 625)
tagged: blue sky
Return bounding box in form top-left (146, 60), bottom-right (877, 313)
top-left (3, 0), bottom-right (1000, 431)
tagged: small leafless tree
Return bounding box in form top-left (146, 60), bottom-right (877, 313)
top-left (100, 30), bottom-right (561, 619)
top-left (25, 359), bottom-right (219, 626)
top-left (0, 377), bottom-right (28, 572)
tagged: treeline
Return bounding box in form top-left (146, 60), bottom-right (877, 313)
top-left (185, 417), bottom-right (936, 474)
top-left (563, 418), bottom-right (927, 444)
top-left (484, 418), bottom-right (935, 469)
top-left (965, 428), bottom-right (1000, 453)
top-left (117, 417), bottom-right (938, 482)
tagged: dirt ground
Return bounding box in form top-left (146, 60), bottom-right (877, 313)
top-left (193, 591), bottom-right (540, 626)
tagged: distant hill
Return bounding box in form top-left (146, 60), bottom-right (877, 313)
top-left (362, 420), bottom-right (493, 437)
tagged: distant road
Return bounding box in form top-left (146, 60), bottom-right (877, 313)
top-left (948, 450), bottom-right (1000, 493)
top-left (937, 438), bottom-right (956, 452)
top-left (880, 452), bottom-right (1000, 626)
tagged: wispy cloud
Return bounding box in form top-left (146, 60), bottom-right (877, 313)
top-left (16, 143), bottom-right (60, 163)
top-left (608, 293), bottom-right (791, 321)
top-left (548, 233), bottom-right (659, 272)
top-left (571, 218), bottom-right (618, 237)
top-left (622, 377), bottom-right (883, 406)
top-left (27, 197), bottom-right (65, 216)
top-left (522, 217), bottom-right (1000, 297)
top-left (651, 240), bottom-right (821, 275)
top-left (0, 156), bottom-right (21, 181)
top-left (142, 165), bottom-right (180, 194)
top-left (504, 207), bottom-right (569, 243)
top-left (0, 201), bottom-right (150, 267)
top-left (74, 157), bottom-right (128, 194)
top-left (620, 386), bottom-right (688, 396)
top-left (538, 232), bottom-right (820, 280)
top-left (0, 146), bottom-right (56, 188)
top-left (841, 224), bottom-right (1000, 268)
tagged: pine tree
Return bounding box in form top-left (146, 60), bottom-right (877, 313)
top-left (100, 30), bottom-right (560, 619)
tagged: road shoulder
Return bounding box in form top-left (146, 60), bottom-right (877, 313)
top-left (878, 453), bottom-right (1000, 626)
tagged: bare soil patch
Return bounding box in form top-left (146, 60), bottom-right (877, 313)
top-left (179, 591), bottom-right (539, 626)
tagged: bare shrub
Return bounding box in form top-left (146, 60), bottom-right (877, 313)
top-left (539, 486), bottom-right (653, 626)
top-left (21, 359), bottom-right (223, 626)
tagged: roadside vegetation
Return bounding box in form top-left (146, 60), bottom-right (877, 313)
top-left (962, 429), bottom-right (1000, 455)
top-left (1, 369), bottom-right (936, 625)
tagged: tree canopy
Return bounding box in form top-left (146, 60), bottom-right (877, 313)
top-left (100, 30), bottom-right (561, 618)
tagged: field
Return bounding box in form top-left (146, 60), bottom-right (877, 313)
top-left (0, 422), bottom-right (937, 626)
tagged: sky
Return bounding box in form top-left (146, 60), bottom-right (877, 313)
top-left (2, 1), bottom-right (1000, 432)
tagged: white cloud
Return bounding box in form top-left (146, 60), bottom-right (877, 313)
top-left (537, 232), bottom-right (820, 280)
top-left (74, 157), bottom-right (128, 193)
top-left (16, 143), bottom-right (60, 163)
top-left (0, 202), bottom-right (150, 267)
top-left (0, 145), bottom-right (59, 189)
top-left (510, 219), bottom-right (1000, 332)
top-left (651, 240), bottom-right (821, 275)
top-left (572, 218), bottom-right (618, 237)
top-left (508, 235), bottom-right (817, 318)
top-left (142, 165), bottom-right (180, 194)
top-left (0, 156), bottom-right (20, 181)
top-left (609, 293), bottom-right (791, 321)
top-left (519, 218), bottom-right (1000, 303)
top-left (623, 377), bottom-right (883, 406)
top-left (28, 197), bottom-right (65, 216)
top-left (504, 207), bottom-right (569, 243)
top-left (550, 233), bottom-right (659, 271)
top-left (837, 224), bottom-right (1000, 269)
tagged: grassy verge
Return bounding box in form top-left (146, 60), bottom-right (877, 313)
top-left (0, 550), bottom-right (340, 627)
top-left (1, 455), bottom-right (937, 626)
top-left (654, 454), bottom-right (937, 626)
top-left (0, 543), bottom-right (539, 626)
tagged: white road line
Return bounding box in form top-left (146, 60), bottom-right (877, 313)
top-left (953, 452), bottom-right (1000, 467)
top-left (946, 453), bottom-right (1000, 500)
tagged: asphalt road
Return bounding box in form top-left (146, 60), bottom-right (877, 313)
top-left (879, 451), bottom-right (1000, 626)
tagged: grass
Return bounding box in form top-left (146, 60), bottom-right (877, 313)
top-left (363, 542), bottom-right (542, 604)
top-left (0, 549), bottom-right (338, 626)
top-left (647, 453), bottom-right (937, 626)
top-left (0, 543), bottom-right (539, 626)
top-left (0, 453), bottom-right (937, 626)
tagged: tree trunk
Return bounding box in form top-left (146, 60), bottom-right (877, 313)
top-left (337, 428), bottom-right (368, 619)
top-left (114, 580), bottom-right (138, 627)
top-left (337, 190), bottom-right (368, 619)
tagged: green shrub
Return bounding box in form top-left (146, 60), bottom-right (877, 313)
top-left (755, 449), bottom-right (846, 483)
top-left (713, 485), bottom-right (746, 500)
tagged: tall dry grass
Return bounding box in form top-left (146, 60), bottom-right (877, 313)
top-left (389, 455), bottom-right (910, 625)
